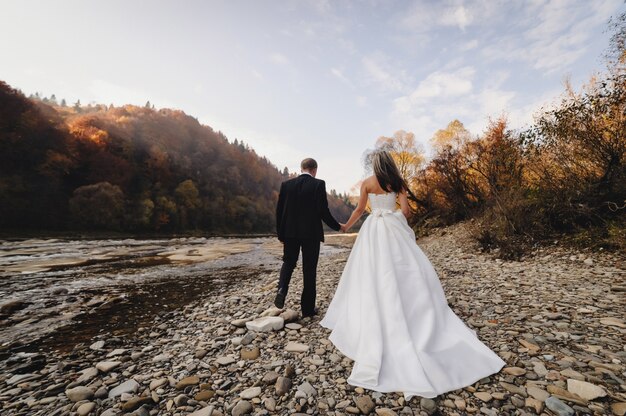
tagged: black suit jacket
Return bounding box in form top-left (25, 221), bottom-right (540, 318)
top-left (276, 174), bottom-right (341, 242)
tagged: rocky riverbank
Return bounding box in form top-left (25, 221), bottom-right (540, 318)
top-left (0, 224), bottom-right (625, 416)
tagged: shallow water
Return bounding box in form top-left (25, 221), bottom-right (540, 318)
top-left (0, 236), bottom-right (349, 357)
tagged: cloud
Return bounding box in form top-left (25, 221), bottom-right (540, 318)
top-left (331, 67), bottom-right (354, 88)
top-left (408, 66), bottom-right (475, 100)
top-left (361, 53), bottom-right (410, 93)
top-left (477, 0), bottom-right (621, 74)
top-left (356, 95), bottom-right (367, 107)
top-left (440, 4), bottom-right (472, 30)
top-left (460, 39), bottom-right (479, 51)
top-left (270, 52), bottom-right (290, 66)
top-left (389, 66), bottom-right (526, 149)
top-left (399, 1), bottom-right (498, 33)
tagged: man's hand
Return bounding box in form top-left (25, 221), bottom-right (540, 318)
top-left (339, 223), bottom-right (347, 233)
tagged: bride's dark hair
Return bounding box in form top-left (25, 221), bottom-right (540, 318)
top-left (369, 150), bottom-right (408, 193)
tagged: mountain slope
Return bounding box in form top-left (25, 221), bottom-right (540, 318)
top-left (0, 81), bottom-right (353, 233)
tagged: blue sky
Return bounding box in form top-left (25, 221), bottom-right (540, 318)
top-left (1, 0), bottom-right (622, 193)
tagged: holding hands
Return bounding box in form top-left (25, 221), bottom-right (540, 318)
top-left (339, 223), bottom-right (348, 233)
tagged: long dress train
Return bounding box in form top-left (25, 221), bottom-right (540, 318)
top-left (319, 192), bottom-right (505, 400)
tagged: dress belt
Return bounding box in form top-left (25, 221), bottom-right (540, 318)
top-left (370, 208), bottom-right (396, 217)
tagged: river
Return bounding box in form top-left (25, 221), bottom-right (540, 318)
top-left (0, 235), bottom-right (351, 358)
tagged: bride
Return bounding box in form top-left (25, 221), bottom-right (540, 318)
top-left (319, 150), bottom-right (505, 400)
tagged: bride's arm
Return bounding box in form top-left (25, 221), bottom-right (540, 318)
top-left (344, 181), bottom-right (368, 232)
top-left (399, 189), bottom-right (410, 219)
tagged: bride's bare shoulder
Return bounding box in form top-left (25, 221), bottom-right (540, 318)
top-left (363, 175), bottom-right (377, 185)
top-left (360, 176), bottom-right (376, 191)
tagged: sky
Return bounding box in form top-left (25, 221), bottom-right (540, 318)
top-left (1, 0), bottom-right (623, 194)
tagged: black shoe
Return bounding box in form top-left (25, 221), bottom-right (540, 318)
top-left (274, 290), bottom-right (286, 309)
top-left (302, 307), bottom-right (319, 318)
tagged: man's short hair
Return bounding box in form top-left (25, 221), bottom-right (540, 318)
top-left (301, 158), bottom-right (318, 170)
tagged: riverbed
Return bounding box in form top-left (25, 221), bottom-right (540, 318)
top-left (0, 235), bottom-right (353, 357)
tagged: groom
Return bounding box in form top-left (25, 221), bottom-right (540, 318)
top-left (274, 158), bottom-right (344, 317)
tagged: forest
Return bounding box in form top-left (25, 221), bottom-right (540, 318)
top-left (374, 13), bottom-right (626, 258)
top-left (0, 85), bottom-right (354, 234)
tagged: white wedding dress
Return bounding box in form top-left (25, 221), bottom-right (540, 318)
top-left (319, 192), bottom-right (505, 400)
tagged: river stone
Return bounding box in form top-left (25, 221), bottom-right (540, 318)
top-left (560, 368), bottom-right (585, 380)
top-left (285, 341), bottom-right (309, 352)
top-left (547, 385), bottom-right (588, 405)
top-left (298, 381), bottom-right (317, 397)
top-left (545, 396), bottom-right (575, 416)
top-left (232, 400), bottom-right (253, 416)
top-left (245, 316), bottom-right (284, 332)
top-left (420, 398), bottom-right (437, 414)
top-left (240, 332), bottom-right (255, 345)
top-left (262, 371), bottom-right (280, 384)
top-left (176, 375), bottom-right (200, 389)
top-left (149, 378), bottom-right (167, 390)
top-left (6, 374), bottom-right (39, 385)
top-left (511, 395), bottom-right (525, 407)
top-left (215, 356), bottom-right (236, 366)
top-left (96, 361), bottom-right (121, 372)
top-left (195, 390), bottom-right (215, 401)
top-left (152, 353), bottom-right (170, 362)
top-left (77, 402), bottom-right (96, 416)
top-left (109, 379), bottom-right (140, 398)
top-left (240, 346), bottom-right (260, 360)
top-left (264, 397), bottom-right (276, 411)
top-left (474, 392), bottom-right (492, 402)
top-left (95, 386), bottom-right (108, 399)
top-left (284, 364), bottom-right (296, 377)
top-left (260, 306), bottom-right (282, 316)
top-left (231, 318), bottom-right (249, 327)
top-left (600, 317), bottom-right (625, 328)
top-left (279, 308), bottom-right (299, 322)
top-left (90, 340), bottom-right (105, 350)
top-left (189, 406), bottom-right (215, 416)
top-left (527, 385), bottom-right (549, 401)
top-left (107, 348), bottom-right (127, 357)
top-left (611, 402), bottom-right (626, 416)
top-left (533, 361), bottom-right (548, 376)
top-left (500, 381), bottom-right (527, 397)
top-left (66, 386), bottom-right (94, 402)
top-left (275, 377), bottom-right (292, 396)
top-left (121, 396), bottom-right (154, 412)
top-left (375, 409), bottom-right (398, 416)
top-left (566, 379), bottom-right (607, 401)
top-left (526, 397), bottom-right (544, 413)
top-left (76, 367), bottom-right (99, 384)
top-left (519, 339), bottom-right (540, 352)
top-left (454, 399), bottom-right (466, 410)
top-left (239, 386), bottom-right (261, 399)
top-left (285, 322), bottom-right (302, 330)
top-left (503, 366), bottom-right (526, 376)
top-left (355, 395), bottom-right (375, 414)
top-left (174, 394), bottom-right (189, 406)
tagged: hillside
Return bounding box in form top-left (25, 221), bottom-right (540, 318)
top-left (0, 81), bottom-right (354, 234)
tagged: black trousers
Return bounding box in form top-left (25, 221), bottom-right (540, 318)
top-left (277, 238), bottom-right (320, 315)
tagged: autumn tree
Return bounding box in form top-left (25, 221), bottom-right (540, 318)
top-left (69, 182), bottom-right (125, 229)
top-left (175, 179), bottom-right (201, 229)
top-left (375, 130), bottom-right (425, 180)
top-left (430, 119), bottom-right (472, 151)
